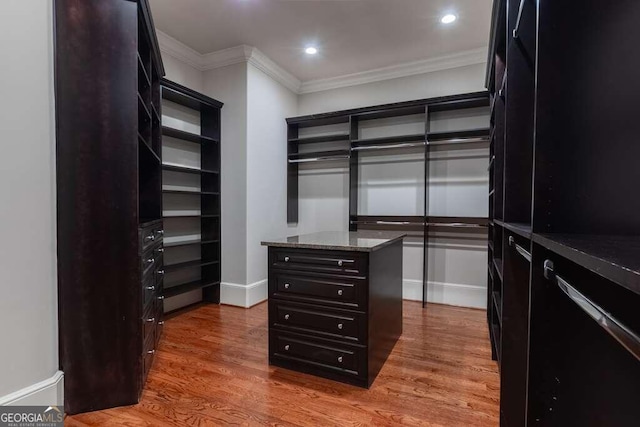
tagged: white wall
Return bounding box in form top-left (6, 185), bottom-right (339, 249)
top-left (203, 63), bottom-right (250, 302)
top-left (163, 54), bottom-right (204, 93)
top-left (296, 64), bottom-right (489, 308)
top-left (246, 63), bottom-right (298, 302)
top-left (0, 0), bottom-right (62, 404)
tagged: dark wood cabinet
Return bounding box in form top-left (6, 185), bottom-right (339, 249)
top-left (487, 1), bottom-right (640, 425)
top-left (55, 0), bottom-right (165, 414)
top-left (264, 234), bottom-right (404, 388)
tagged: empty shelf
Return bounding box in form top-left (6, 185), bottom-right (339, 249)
top-left (163, 238), bottom-right (219, 248)
top-left (288, 134), bottom-right (350, 144)
top-left (164, 279), bottom-right (220, 298)
top-left (503, 222), bottom-right (532, 239)
top-left (352, 134), bottom-right (425, 148)
top-left (162, 126), bottom-right (218, 144)
top-left (492, 291), bottom-right (502, 324)
top-left (137, 53), bottom-right (151, 88)
top-left (163, 190), bottom-right (219, 195)
top-left (138, 93), bottom-right (151, 122)
top-left (427, 128), bottom-right (491, 145)
top-left (493, 258), bottom-right (504, 282)
top-left (165, 259), bottom-right (220, 273)
top-left (138, 133), bottom-right (160, 163)
top-left (162, 163), bottom-right (218, 174)
top-left (532, 233), bottom-right (640, 295)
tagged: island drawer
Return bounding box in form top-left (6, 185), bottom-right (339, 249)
top-left (270, 330), bottom-right (365, 378)
top-left (270, 300), bottom-right (366, 343)
top-left (271, 249), bottom-right (367, 277)
top-left (270, 272), bottom-right (366, 309)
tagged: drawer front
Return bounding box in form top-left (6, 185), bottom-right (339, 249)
top-left (142, 274), bottom-right (156, 312)
top-left (272, 273), bottom-right (365, 309)
top-left (155, 296), bottom-right (164, 346)
top-left (142, 331), bottom-right (156, 382)
top-left (139, 223), bottom-right (163, 253)
top-left (270, 300), bottom-right (365, 343)
top-left (142, 301), bottom-right (157, 344)
top-left (272, 249), bottom-right (367, 276)
top-left (271, 331), bottom-right (363, 376)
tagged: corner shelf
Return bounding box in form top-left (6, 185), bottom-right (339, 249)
top-left (165, 259), bottom-right (220, 273)
top-left (163, 238), bottom-right (220, 248)
top-left (164, 279), bottom-right (220, 298)
top-left (162, 189), bottom-right (219, 195)
top-left (162, 163), bottom-right (218, 175)
top-left (162, 126), bottom-right (218, 144)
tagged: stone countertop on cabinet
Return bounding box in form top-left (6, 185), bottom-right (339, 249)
top-left (261, 231), bottom-right (406, 253)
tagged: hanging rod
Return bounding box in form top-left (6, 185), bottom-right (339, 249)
top-left (543, 260), bottom-right (640, 362)
top-left (350, 220), bottom-right (487, 228)
top-left (512, 0), bottom-right (527, 40)
top-left (351, 220), bottom-right (426, 226)
top-left (428, 136), bottom-right (490, 146)
top-left (288, 155), bottom-right (350, 164)
top-left (351, 142), bottom-right (426, 151)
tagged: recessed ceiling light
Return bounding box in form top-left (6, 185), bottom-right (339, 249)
top-left (305, 46), bottom-right (318, 55)
top-left (441, 14), bottom-right (457, 24)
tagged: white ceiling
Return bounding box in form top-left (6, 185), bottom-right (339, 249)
top-left (149, 0), bottom-right (492, 82)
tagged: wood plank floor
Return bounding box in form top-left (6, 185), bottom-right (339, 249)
top-left (66, 301), bottom-right (499, 426)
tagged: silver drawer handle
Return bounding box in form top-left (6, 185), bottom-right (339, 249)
top-left (146, 317), bottom-right (155, 323)
top-left (284, 256), bottom-right (290, 262)
top-left (284, 344), bottom-right (290, 351)
top-left (157, 295), bottom-right (165, 300)
top-left (337, 323), bottom-right (343, 330)
top-left (157, 269), bottom-right (165, 275)
top-left (157, 230), bottom-right (164, 235)
top-left (147, 349), bottom-right (155, 355)
top-left (337, 356), bottom-right (343, 363)
top-left (145, 285), bottom-right (155, 291)
top-left (146, 258), bottom-right (155, 264)
top-left (337, 260), bottom-right (343, 267)
top-left (157, 248), bottom-right (164, 253)
top-left (158, 321), bottom-right (165, 325)
top-left (145, 235), bottom-right (155, 242)
top-left (337, 289), bottom-right (343, 296)
top-left (284, 314), bottom-right (290, 320)
top-left (284, 283), bottom-right (290, 289)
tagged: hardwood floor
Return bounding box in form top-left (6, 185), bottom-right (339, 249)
top-left (66, 301), bottom-right (499, 426)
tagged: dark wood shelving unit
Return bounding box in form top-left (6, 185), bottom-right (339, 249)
top-left (160, 78), bottom-right (223, 304)
top-left (55, 0), bottom-right (165, 414)
top-left (286, 91), bottom-right (490, 309)
top-left (487, 0), bottom-right (640, 425)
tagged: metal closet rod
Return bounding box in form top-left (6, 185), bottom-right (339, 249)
top-left (350, 220), bottom-right (487, 228)
top-left (352, 142), bottom-right (426, 151)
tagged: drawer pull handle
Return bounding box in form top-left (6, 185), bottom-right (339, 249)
top-left (158, 321), bottom-right (165, 325)
top-left (284, 344), bottom-right (290, 351)
top-left (147, 349), bottom-right (155, 355)
top-left (284, 283), bottom-right (290, 289)
top-left (284, 256), bottom-right (290, 262)
top-left (146, 258), bottom-right (155, 265)
top-left (146, 317), bottom-right (155, 323)
top-left (145, 235), bottom-right (155, 242)
top-left (337, 356), bottom-right (343, 363)
top-left (157, 270), bottom-right (165, 275)
top-left (157, 230), bottom-right (164, 236)
top-left (157, 295), bottom-right (165, 300)
top-left (337, 323), bottom-right (343, 330)
top-left (157, 248), bottom-right (164, 253)
top-left (337, 260), bottom-right (343, 267)
top-left (145, 285), bottom-right (155, 291)
top-left (337, 289), bottom-right (343, 296)
top-left (284, 314), bottom-right (290, 320)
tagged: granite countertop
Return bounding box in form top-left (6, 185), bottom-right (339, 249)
top-left (261, 230), bottom-right (406, 252)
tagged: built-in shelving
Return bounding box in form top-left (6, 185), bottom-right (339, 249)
top-left (288, 134), bottom-right (350, 144)
top-left (160, 79), bottom-right (223, 304)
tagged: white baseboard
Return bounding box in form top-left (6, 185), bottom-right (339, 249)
top-left (0, 371), bottom-right (64, 406)
top-left (220, 279), bottom-right (267, 308)
top-left (404, 279), bottom-right (486, 309)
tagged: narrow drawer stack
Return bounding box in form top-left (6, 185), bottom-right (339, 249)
top-left (139, 220), bottom-right (165, 386)
top-left (268, 248), bottom-right (370, 387)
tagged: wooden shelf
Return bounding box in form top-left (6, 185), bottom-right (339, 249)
top-left (162, 163), bottom-right (218, 174)
top-left (352, 134), bottom-right (425, 148)
top-left (503, 222), bottom-right (532, 239)
top-left (162, 126), bottom-right (218, 144)
top-left (138, 133), bottom-right (161, 163)
top-left (490, 321), bottom-right (501, 365)
top-left (161, 79), bottom-right (223, 110)
top-left (137, 53), bottom-right (151, 89)
top-left (164, 279), bottom-right (220, 298)
top-left (163, 214), bottom-right (219, 218)
top-left (427, 128), bottom-right (491, 145)
top-left (532, 233), bottom-right (640, 296)
top-left (164, 238), bottom-right (220, 248)
top-left (493, 258), bottom-right (503, 282)
top-left (162, 190), bottom-right (219, 195)
top-left (151, 103), bottom-right (161, 122)
top-left (288, 134), bottom-right (350, 144)
top-left (138, 93), bottom-right (152, 122)
top-left (288, 149), bottom-right (350, 161)
top-left (492, 291), bottom-right (502, 325)
top-left (165, 259), bottom-right (220, 273)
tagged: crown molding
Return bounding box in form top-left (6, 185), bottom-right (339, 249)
top-left (157, 30), bottom-right (486, 95)
top-left (299, 47), bottom-right (488, 94)
top-left (156, 30), bottom-right (203, 70)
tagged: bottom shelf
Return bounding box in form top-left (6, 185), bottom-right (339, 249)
top-left (164, 279), bottom-right (220, 298)
top-left (492, 291), bottom-right (502, 325)
top-left (490, 321), bottom-right (501, 367)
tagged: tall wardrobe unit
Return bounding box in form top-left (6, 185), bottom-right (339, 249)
top-left (55, 0), bottom-right (166, 414)
top-left (487, 0), bottom-right (640, 425)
